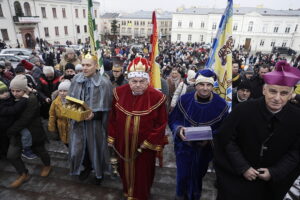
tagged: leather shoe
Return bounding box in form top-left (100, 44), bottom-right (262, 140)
top-left (40, 166), bottom-right (52, 177)
top-left (79, 167), bottom-right (92, 181)
top-left (8, 173), bottom-right (30, 188)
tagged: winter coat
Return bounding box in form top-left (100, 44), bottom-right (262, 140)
top-left (6, 93), bottom-right (47, 146)
top-left (214, 98), bottom-right (300, 200)
top-left (48, 95), bottom-right (70, 144)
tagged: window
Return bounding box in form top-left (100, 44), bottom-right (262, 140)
top-left (259, 40), bottom-right (265, 46)
top-left (262, 24), bottom-right (268, 33)
top-left (233, 24), bottom-right (238, 31)
top-left (282, 41), bottom-right (287, 47)
top-left (212, 23), bottom-right (217, 30)
top-left (55, 26), bottom-right (59, 36)
top-left (62, 8), bottom-right (66, 18)
top-left (188, 34), bottom-right (192, 41)
top-left (201, 22), bottom-right (205, 28)
top-left (273, 26), bottom-right (279, 33)
top-left (122, 21), bottom-right (126, 25)
top-left (24, 2), bottom-right (31, 16)
top-left (83, 9), bottom-right (86, 18)
top-left (177, 34), bottom-right (181, 41)
top-left (270, 41), bottom-right (275, 47)
top-left (141, 21), bottom-right (145, 26)
top-left (14, 1), bottom-right (23, 17)
top-left (41, 7), bottom-right (46, 18)
top-left (94, 10), bottom-right (97, 18)
top-left (189, 21), bottom-right (193, 28)
top-left (140, 28), bottom-right (145, 34)
top-left (52, 8), bottom-right (57, 18)
top-left (147, 28), bottom-right (152, 35)
top-left (75, 9), bottom-right (78, 18)
top-left (200, 35), bottom-right (203, 42)
top-left (134, 28), bottom-right (139, 35)
top-left (44, 27), bottom-right (49, 37)
top-left (127, 28), bottom-right (131, 33)
top-left (76, 25), bottom-right (80, 33)
top-left (178, 21), bottom-right (182, 28)
top-left (121, 27), bottom-right (125, 33)
top-left (248, 21), bottom-right (253, 32)
top-left (0, 4), bottom-right (4, 17)
top-left (295, 24), bottom-right (298, 32)
top-left (1, 29), bottom-right (9, 41)
top-left (285, 27), bottom-right (290, 33)
top-left (84, 25), bottom-right (87, 33)
top-left (64, 26), bottom-right (68, 35)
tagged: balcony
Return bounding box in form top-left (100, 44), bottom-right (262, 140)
top-left (13, 16), bottom-right (41, 24)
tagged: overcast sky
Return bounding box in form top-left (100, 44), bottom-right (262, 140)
top-left (97, 0), bottom-right (300, 13)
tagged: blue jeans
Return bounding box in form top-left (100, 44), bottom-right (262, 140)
top-left (20, 129), bottom-right (32, 148)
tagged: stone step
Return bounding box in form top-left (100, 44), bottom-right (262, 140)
top-left (0, 159), bottom-right (175, 199)
top-left (0, 185), bottom-right (75, 200)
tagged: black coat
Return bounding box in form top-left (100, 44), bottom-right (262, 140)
top-left (0, 96), bottom-right (27, 132)
top-left (6, 94), bottom-right (47, 146)
top-left (249, 76), bottom-right (265, 99)
top-left (214, 98), bottom-right (300, 200)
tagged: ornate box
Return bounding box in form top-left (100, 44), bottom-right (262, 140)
top-left (61, 96), bottom-right (91, 122)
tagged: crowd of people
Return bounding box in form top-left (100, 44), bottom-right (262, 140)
top-left (0, 39), bottom-right (300, 200)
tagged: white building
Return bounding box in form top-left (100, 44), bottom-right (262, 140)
top-left (100, 10), bottom-right (172, 40)
top-left (171, 7), bottom-right (300, 52)
top-left (100, 12), bottom-right (120, 36)
top-left (0, 0), bottom-right (101, 48)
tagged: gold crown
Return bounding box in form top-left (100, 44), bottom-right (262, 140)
top-left (82, 52), bottom-right (98, 61)
top-left (128, 57), bottom-right (151, 73)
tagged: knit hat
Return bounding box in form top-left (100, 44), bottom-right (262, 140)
top-left (10, 75), bottom-right (28, 91)
top-left (75, 64), bottom-right (83, 71)
top-left (15, 64), bottom-right (25, 74)
top-left (0, 81), bottom-right (8, 94)
top-left (43, 66), bottom-right (54, 75)
top-left (58, 80), bottom-right (71, 91)
top-left (21, 60), bottom-right (34, 71)
top-left (244, 66), bottom-right (254, 74)
top-left (195, 69), bottom-right (216, 85)
top-left (65, 63), bottom-right (75, 71)
top-left (237, 80), bottom-right (251, 91)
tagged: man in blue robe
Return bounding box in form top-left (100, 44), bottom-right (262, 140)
top-left (169, 69), bottom-right (229, 199)
top-left (68, 53), bottom-right (113, 184)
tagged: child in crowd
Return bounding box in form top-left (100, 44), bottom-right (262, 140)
top-left (48, 80), bottom-right (71, 147)
top-left (0, 81), bottom-right (37, 159)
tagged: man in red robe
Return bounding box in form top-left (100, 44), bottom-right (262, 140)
top-left (108, 57), bottom-right (167, 200)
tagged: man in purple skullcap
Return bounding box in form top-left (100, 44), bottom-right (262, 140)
top-left (214, 61), bottom-right (300, 200)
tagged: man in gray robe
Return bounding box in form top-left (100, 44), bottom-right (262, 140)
top-left (68, 53), bottom-right (113, 184)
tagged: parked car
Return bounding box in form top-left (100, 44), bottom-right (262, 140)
top-left (272, 47), bottom-right (297, 55)
top-left (0, 48), bottom-right (32, 59)
top-left (0, 54), bottom-right (23, 68)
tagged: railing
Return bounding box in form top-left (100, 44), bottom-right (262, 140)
top-left (13, 16), bottom-right (41, 23)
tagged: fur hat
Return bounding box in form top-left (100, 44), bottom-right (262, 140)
top-left (43, 66), bottom-right (54, 75)
top-left (58, 80), bottom-right (71, 91)
top-left (66, 48), bottom-right (75, 54)
top-left (10, 75), bottom-right (28, 91)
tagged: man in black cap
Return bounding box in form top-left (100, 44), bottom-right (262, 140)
top-left (232, 80), bottom-right (252, 108)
